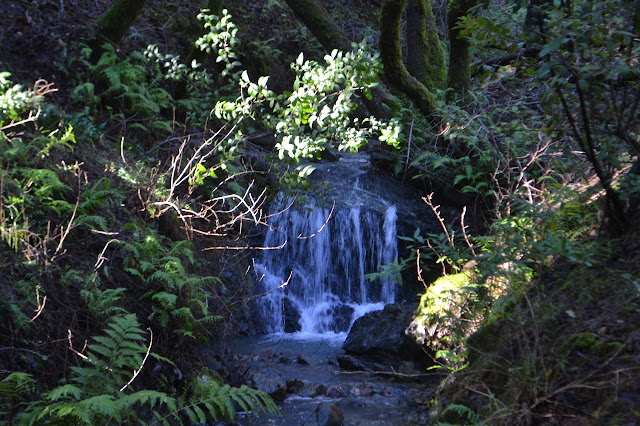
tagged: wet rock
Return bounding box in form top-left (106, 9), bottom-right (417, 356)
top-left (296, 355), bottom-right (310, 365)
top-left (278, 355), bottom-right (293, 364)
top-left (337, 395), bottom-right (366, 409)
top-left (327, 384), bottom-right (350, 398)
top-left (284, 297), bottom-right (302, 333)
top-left (329, 303), bottom-right (355, 332)
top-left (342, 303), bottom-right (432, 370)
top-left (286, 379), bottom-right (304, 394)
top-left (297, 381), bottom-right (318, 398)
top-left (249, 368), bottom-right (287, 401)
top-left (303, 402), bottom-right (344, 426)
top-left (336, 354), bottom-right (374, 372)
top-left (312, 383), bottom-right (328, 397)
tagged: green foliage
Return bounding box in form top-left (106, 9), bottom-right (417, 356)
top-left (0, 372), bottom-right (38, 423)
top-left (121, 233), bottom-right (222, 339)
top-left (436, 403), bottom-right (480, 425)
top-left (17, 314), bottom-right (175, 424)
top-left (194, 9), bottom-right (242, 80)
top-left (458, 0), bottom-right (639, 231)
top-left (215, 40), bottom-right (402, 163)
top-left (14, 314), bottom-right (276, 424)
top-left (535, 0), bottom-right (639, 231)
top-left (0, 73), bottom-right (80, 257)
top-left (82, 44), bottom-right (174, 126)
top-left (175, 372), bottom-right (279, 423)
top-left (0, 72), bottom-right (42, 125)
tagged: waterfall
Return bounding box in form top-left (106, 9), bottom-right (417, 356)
top-left (254, 192), bottom-right (399, 337)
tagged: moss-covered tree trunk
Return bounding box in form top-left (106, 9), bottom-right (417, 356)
top-left (380, 0), bottom-right (438, 115)
top-left (88, 0), bottom-right (148, 63)
top-left (283, 0), bottom-right (352, 53)
top-left (405, 0), bottom-right (447, 91)
top-left (447, 0), bottom-right (486, 96)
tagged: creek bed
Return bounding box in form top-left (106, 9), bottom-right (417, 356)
top-left (232, 334), bottom-right (435, 425)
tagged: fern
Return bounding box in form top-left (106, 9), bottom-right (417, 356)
top-left (78, 177), bottom-right (120, 212)
top-left (0, 372), bottom-right (38, 422)
top-left (121, 235), bottom-right (222, 339)
top-left (152, 291), bottom-right (178, 308)
top-left (70, 314), bottom-right (147, 394)
top-left (153, 373), bottom-right (279, 425)
top-left (76, 214), bottom-right (108, 231)
top-left (19, 314), bottom-right (178, 424)
top-left (437, 403), bottom-right (480, 425)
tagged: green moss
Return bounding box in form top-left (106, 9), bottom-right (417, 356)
top-left (380, 0), bottom-right (438, 114)
top-left (284, 0), bottom-right (351, 52)
top-left (405, 0), bottom-right (447, 90)
top-left (413, 272), bottom-right (472, 336)
top-left (573, 332), bottom-right (598, 351)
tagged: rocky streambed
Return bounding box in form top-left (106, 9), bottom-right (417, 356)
top-left (230, 330), bottom-right (438, 425)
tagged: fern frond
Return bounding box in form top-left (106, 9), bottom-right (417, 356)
top-left (47, 384), bottom-right (83, 401)
top-left (439, 403), bottom-right (480, 425)
top-left (121, 390), bottom-right (177, 412)
top-left (124, 267), bottom-right (144, 280)
top-left (148, 270), bottom-right (178, 288)
top-left (0, 372), bottom-right (36, 396)
top-left (157, 313), bottom-right (171, 331)
top-left (78, 394), bottom-right (121, 421)
top-left (77, 214), bottom-right (108, 231)
top-left (37, 402), bottom-right (92, 424)
top-left (152, 291), bottom-right (178, 308)
top-left (168, 240), bottom-right (194, 263)
top-left (183, 379), bottom-right (278, 423)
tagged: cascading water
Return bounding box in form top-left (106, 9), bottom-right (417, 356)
top-left (253, 157), bottom-right (400, 338)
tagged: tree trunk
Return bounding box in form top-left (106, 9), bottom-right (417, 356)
top-left (380, 0), bottom-right (438, 115)
top-left (405, 0), bottom-right (447, 91)
top-left (88, 0), bottom-right (148, 63)
top-left (525, 0), bottom-right (552, 35)
top-left (283, 0), bottom-right (352, 53)
top-left (447, 0), bottom-right (482, 96)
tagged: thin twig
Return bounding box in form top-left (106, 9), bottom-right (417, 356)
top-left (120, 327), bottom-right (153, 392)
top-left (30, 285), bottom-right (46, 321)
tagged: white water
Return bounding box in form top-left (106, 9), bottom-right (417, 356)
top-left (254, 192), bottom-right (398, 338)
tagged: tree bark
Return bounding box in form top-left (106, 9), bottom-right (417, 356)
top-left (283, 0), bottom-right (352, 53)
top-left (88, 0), bottom-right (148, 63)
top-left (380, 0), bottom-right (438, 115)
top-left (405, 0), bottom-right (447, 91)
top-left (447, 0), bottom-right (486, 96)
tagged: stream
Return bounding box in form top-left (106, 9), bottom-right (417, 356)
top-left (233, 154), bottom-right (439, 424)
top-left (232, 334), bottom-right (435, 425)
